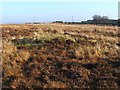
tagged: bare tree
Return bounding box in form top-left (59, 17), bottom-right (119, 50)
top-left (101, 16), bottom-right (109, 20)
top-left (93, 15), bottom-right (102, 20)
top-left (93, 15), bottom-right (109, 21)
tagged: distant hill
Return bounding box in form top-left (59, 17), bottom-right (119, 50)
top-left (81, 19), bottom-right (118, 26)
top-left (53, 19), bottom-right (118, 26)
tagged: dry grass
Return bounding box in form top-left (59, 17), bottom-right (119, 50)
top-left (1, 23), bottom-right (120, 88)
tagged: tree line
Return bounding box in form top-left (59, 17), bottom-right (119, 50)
top-left (53, 15), bottom-right (118, 26)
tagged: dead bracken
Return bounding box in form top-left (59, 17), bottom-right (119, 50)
top-left (1, 24), bottom-right (120, 88)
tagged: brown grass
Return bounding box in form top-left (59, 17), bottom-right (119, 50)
top-left (1, 24), bottom-right (120, 88)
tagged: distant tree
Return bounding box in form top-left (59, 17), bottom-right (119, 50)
top-left (93, 15), bottom-right (109, 21)
top-left (53, 21), bottom-right (63, 23)
top-left (101, 16), bottom-right (109, 20)
top-left (93, 15), bottom-right (102, 21)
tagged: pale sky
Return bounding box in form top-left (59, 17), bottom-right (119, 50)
top-left (1, 2), bottom-right (118, 24)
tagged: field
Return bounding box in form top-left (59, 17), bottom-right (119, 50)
top-left (1, 24), bottom-right (120, 88)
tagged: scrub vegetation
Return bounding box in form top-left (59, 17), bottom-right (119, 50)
top-left (1, 24), bottom-right (120, 89)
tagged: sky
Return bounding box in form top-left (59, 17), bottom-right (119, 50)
top-left (1, 2), bottom-right (118, 24)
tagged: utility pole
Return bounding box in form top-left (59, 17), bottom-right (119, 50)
top-left (72, 16), bottom-right (74, 23)
top-left (33, 16), bottom-right (35, 24)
